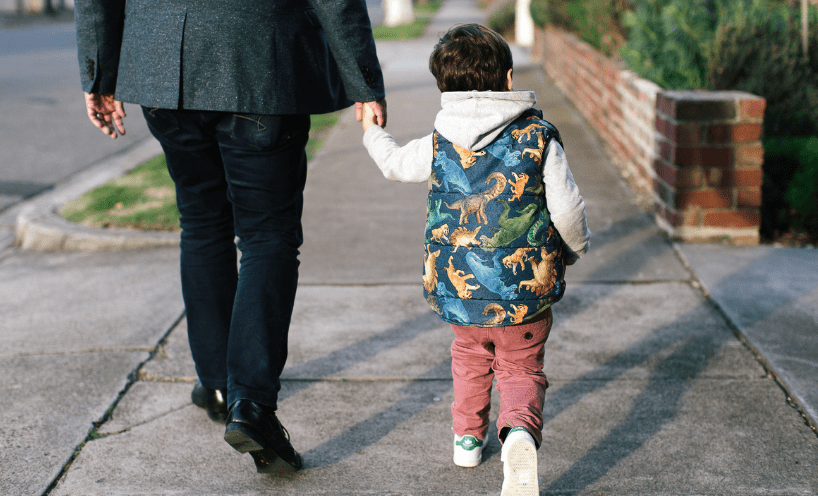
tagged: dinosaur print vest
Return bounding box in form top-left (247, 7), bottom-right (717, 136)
top-left (423, 110), bottom-right (566, 327)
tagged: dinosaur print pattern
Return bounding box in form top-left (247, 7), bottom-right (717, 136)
top-left (423, 245), bottom-right (441, 293)
top-left (519, 245), bottom-right (564, 296)
top-left (487, 135), bottom-right (522, 168)
top-left (509, 172), bottom-right (529, 201)
top-left (446, 256), bottom-right (480, 299)
top-left (451, 142), bottom-right (486, 169)
top-left (465, 251), bottom-right (518, 300)
top-left (430, 224), bottom-right (449, 243)
top-left (522, 132), bottom-right (545, 163)
top-left (502, 247), bottom-right (534, 275)
top-left (425, 198), bottom-right (455, 234)
top-left (424, 110), bottom-right (566, 327)
top-left (450, 226), bottom-right (481, 252)
top-left (511, 121), bottom-right (547, 142)
top-left (432, 150), bottom-right (471, 195)
top-left (445, 172), bottom-right (507, 224)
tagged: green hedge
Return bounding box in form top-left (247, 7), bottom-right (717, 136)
top-left (763, 137), bottom-right (818, 242)
top-left (708, 1), bottom-right (818, 138)
top-left (529, 0), bottom-right (627, 57)
top-left (488, 1), bottom-right (517, 40)
top-left (532, 0), bottom-right (818, 137)
top-left (620, 0), bottom-right (716, 90)
top-left (531, 0), bottom-right (818, 241)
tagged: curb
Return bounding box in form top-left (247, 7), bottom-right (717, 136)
top-left (13, 138), bottom-right (180, 252)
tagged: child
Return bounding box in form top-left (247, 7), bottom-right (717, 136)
top-left (361, 24), bottom-right (590, 496)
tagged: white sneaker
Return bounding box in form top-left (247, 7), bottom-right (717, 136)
top-left (453, 434), bottom-right (484, 467)
top-left (500, 428), bottom-right (538, 496)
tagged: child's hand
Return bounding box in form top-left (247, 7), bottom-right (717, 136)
top-left (360, 101), bottom-right (379, 132)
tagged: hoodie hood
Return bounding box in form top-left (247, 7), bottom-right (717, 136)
top-left (433, 90), bottom-right (536, 151)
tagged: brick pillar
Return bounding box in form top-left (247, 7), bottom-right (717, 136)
top-left (654, 91), bottom-right (765, 244)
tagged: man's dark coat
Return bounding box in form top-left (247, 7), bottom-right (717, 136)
top-left (75, 0), bottom-right (385, 114)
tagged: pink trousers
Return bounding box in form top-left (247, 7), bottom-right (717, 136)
top-left (450, 307), bottom-right (552, 448)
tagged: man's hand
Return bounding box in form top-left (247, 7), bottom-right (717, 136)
top-left (84, 92), bottom-right (126, 139)
top-left (356, 99), bottom-right (387, 129)
top-left (360, 101), bottom-right (380, 132)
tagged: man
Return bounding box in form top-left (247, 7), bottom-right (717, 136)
top-left (75, 0), bottom-right (386, 473)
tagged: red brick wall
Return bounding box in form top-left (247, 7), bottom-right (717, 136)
top-left (655, 92), bottom-right (765, 244)
top-left (533, 26), bottom-right (765, 244)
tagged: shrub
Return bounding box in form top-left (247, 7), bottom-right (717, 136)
top-left (785, 137), bottom-right (818, 239)
top-left (529, 0), bottom-right (626, 57)
top-left (762, 136), bottom-right (818, 243)
top-left (488, 0), bottom-right (517, 41)
top-left (708, 1), bottom-right (818, 137)
top-left (620, 0), bottom-right (717, 90)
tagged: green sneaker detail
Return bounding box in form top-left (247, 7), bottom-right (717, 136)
top-left (455, 435), bottom-right (484, 451)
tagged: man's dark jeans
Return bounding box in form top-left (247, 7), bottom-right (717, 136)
top-left (142, 107), bottom-right (310, 410)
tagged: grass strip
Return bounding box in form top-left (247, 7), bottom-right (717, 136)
top-left (373, 0), bottom-right (441, 40)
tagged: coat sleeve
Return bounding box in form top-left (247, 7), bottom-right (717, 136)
top-left (74, 0), bottom-right (126, 94)
top-left (309, 0), bottom-right (385, 103)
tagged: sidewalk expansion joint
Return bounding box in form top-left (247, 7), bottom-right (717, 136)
top-left (42, 311), bottom-right (185, 496)
top-left (92, 403), bottom-right (193, 439)
top-left (679, 252), bottom-right (818, 437)
top-left (298, 281), bottom-right (419, 287)
top-left (282, 377), bottom-right (453, 383)
top-left (570, 279), bottom-right (696, 286)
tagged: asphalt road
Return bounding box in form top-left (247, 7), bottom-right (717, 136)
top-left (0, 20), bottom-right (151, 214)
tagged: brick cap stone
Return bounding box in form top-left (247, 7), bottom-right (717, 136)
top-left (656, 215), bottom-right (760, 244)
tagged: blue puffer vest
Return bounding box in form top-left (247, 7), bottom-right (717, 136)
top-left (423, 110), bottom-right (566, 327)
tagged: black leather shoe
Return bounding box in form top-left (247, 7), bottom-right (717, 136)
top-left (191, 381), bottom-right (228, 423)
top-left (223, 399), bottom-right (303, 473)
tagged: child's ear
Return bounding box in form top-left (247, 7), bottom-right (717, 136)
top-left (506, 69), bottom-right (513, 91)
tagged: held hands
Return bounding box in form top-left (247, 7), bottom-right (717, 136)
top-left (84, 92), bottom-right (126, 139)
top-left (357, 99), bottom-right (387, 132)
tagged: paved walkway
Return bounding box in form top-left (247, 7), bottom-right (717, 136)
top-left (1, 1), bottom-right (816, 495)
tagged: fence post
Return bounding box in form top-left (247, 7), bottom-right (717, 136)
top-left (383, 0), bottom-right (414, 27)
top-left (515, 0), bottom-right (534, 47)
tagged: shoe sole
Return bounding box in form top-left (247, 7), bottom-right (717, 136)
top-left (453, 457), bottom-right (481, 468)
top-left (224, 423), bottom-right (302, 473)
top-left (453, 449), bottom-right (482, 468)
top-left (224, 423), bottom-right (265, 453)
top-left (502, 437), bottom-right (538, 496)
top-left (251, 448), bottom-right (301, 474)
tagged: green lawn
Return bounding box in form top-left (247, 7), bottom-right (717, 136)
top-left (373, 0), bottom-right (441, 40)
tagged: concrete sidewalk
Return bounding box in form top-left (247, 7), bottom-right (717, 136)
top-left (2, 0), bottom-right (817, 494)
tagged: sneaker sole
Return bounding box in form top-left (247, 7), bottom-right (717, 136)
top-left (453, 454), bottom-right (481, 468)
top-left (502, 438), bottom-right (538, 496)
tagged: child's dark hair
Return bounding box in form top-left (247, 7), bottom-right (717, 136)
top-left (429, 24), bottom-right (513, 92)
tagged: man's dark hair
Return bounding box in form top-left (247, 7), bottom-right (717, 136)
top-left (429, 24), bottom-right (513, 92)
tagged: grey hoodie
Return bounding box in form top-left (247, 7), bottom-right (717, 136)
top-left (362, 90), bottom-right (591, 259)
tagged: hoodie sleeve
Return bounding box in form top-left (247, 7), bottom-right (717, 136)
top-left (542, 139), bottom-right (591, 260)
top-left (362, 125), bottom-right (434, 183)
